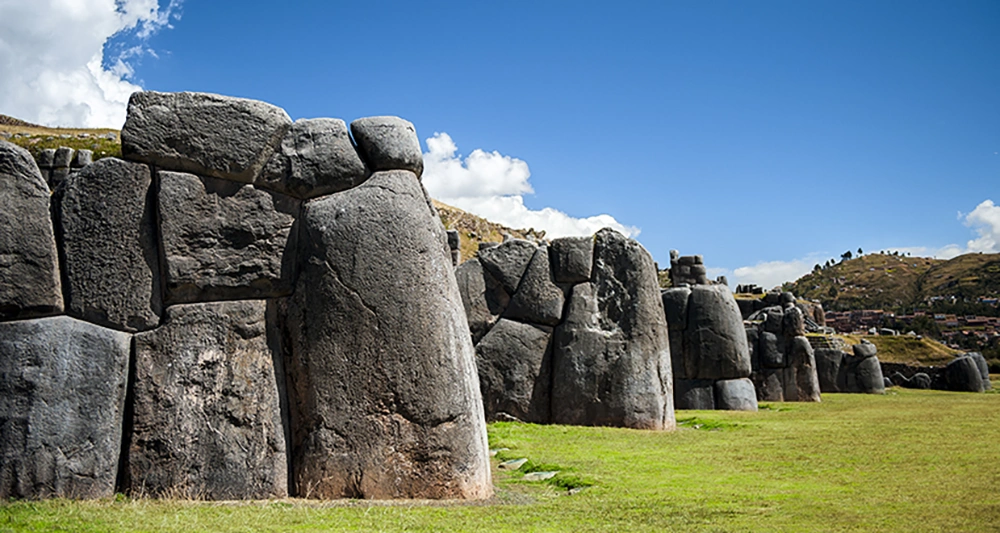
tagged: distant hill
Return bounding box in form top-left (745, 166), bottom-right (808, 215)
top-left (0, 114), bottom-right (43, 128)
top-left (787, 252), bottom-right (1000, 312)
top-left (0, 114), bottom-right (121, 161)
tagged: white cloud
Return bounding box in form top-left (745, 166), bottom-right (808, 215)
top-left (422, 132), bottom-right (639, 239)
top-left (963, 199), bottom-right (1000, 253)
top-left (0, 0), bottom-right (181, 128)
top-left (731, 258), bottom-right (817, 291)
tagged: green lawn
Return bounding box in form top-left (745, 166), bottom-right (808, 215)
top-left (3, 386), bottom-right (999, 532)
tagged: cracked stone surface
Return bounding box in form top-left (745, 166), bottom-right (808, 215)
top-left (127, 300), bottom-right (288, 499)
top-left (0, 316), bottom-right (130, 499)
top-left (503, 245), bottom-right (565, 327)
top-left (283, 170), bottom-right (491, 499)
top-left (475, 318), bottom-right (553, 423)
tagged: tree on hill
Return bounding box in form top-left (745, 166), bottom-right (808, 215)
top-left (841, 250), bottom-right (853, 261)
top-left (858, 247), bottom-right (863, 255)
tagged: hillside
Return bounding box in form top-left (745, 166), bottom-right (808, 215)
top-left (434, 200), bottom-right (545, 262)
top-left (0, 116), bottom-right (121, 161)
top-left (787, 252), bottom-right (1000, 312)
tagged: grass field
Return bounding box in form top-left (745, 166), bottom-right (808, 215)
top-left (2, 383), bottom-right (998, 532)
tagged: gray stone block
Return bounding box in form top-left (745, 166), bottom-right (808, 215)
top-left (0, 316), bottom-right (130, 499)
top-left (789, 336), bottom-right (821, 402)
top-left (283, 170), bottom-right (491, 499)
top-left (128, 301), bottom-right (288, 499)
top-left (0, 141), bottom-right (63, 321)
top-left (350, 116), bottom-right (423, 178)
top-left (455, 257), bottom-right (509, 343)
top-left (475, 319), bottom-right (553, 423)
top-left (158, 171), bottom-right (300, 304)
top-left (549, 236), bottom-right (594, 284)
top-left (814, 348), bottom-right (845, 392)
top-left (55, 157), bottom-right (161, 332)
top-left (37, 148), bottom-right (55, 169)
top-left (684, 285), bottom-right (752, 380)
top-left (714, 378), bottom-right (758, 411)
top-left (759, 331), bottom-right (784, 369)
top-left (477, 239), bottom-right (537, 294)
top-left (661, 287), bottom-right (690, 332)
top-left (121, 91), bottom-right (291, 183)
top-left (674, 379), bottom-right (714, 410)
top-left (256, 118), bottom-right (369, 199)
top-left (945, 356), bottom-right (985, 392)
top-left (53, 147), bottom-right (74, 168)
top-left (71, 149), bottom-right (92, 168)
top-left (504, 246), bottom-right (565, 326)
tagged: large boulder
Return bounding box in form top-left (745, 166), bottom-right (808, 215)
top-left (0, 141), bottom-right (63, 320)
top-left (754, 369), bottom-right (785, 402)
top-left (814, 348), bottom-right (845, 392)
top-left (966, 352), bottom-right (992, 391)
top-left (788, 336), bottom-right (822, 402)
top-left (55, 158), bottom-right (161, 332)
top-left (945, 356), bottom-right (985, 393)
top-left (477, 239), bottom-right (537, 294)
top-left (549, 236), bottom-right (593, 283)
top-left (550, 229), bottom-right (674, 430)
top-left (662, 287), bottom-right (691, 379)
top-left (127, 301), bottom-right (287, 499)
top-left (257, 118), bottom-right (369, 199)
top-left (683, 285), bottom-right (752, 380)
top-left (843, 353), bottom-right (886, 394)
top-left (283, 170), bottom-right (491, 499)
top-left (454, 258), bottom-right (509, 343)
top-left (674, 379), bottom-right (715, 410)
top-left (158, 171), bottom-right (300, 304)
top-left (759, 331), bottom-right (784, 369)
top-left (714, 378), bottom-right (758, 411)
top-left (0, 316), bottom-right (130, 499)
top-left (121, 91), bottom-right (291, 183)
top-left (503, 246), bottom-right (565, 326)
top-left (349, 117), bottom-right (423, 178)
top-left (475, 319), bottom-right (553, 423)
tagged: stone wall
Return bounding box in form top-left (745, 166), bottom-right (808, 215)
top-left (883, 353), bottom-right (992, 392)
top-left (744, 292), bottom-right (822, 402)
top-left (661, 253), bottom-right (756, 411)
top-left (456, 232), bottom-right (676, 430)
top-left (809, 336), bottom-right (886, 394)
top-left (0, 91), bottom-right (491, 500)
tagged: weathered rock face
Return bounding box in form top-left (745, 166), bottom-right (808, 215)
top-left (714, 378), bottom-right (758, 411)
top-left (349, 117), bottom-right (423, 178)
top-left (683, 285), bottom-right (752, 381)
top-left (843, 346), bottom-right (885, 394)
top-left (478, 239), bottom-right (538, 294)
top-left (551, 228), bottom-right (673, 430)
top-left (284, 170), bottom-right (491, 500)
top-left (550, 236), bottom-right (593, 283)
top-left (945, 356), bottom-right (985, 393)
top-left (475, 319), bottom-right (552, 423)
top-left (503, 246), bottom-right (565, 326)
top-left (158, 171), bottom-right (300, 304)
top-left (967, 352), bottom-right (992, 391)
top-left (0, 316), bottom-right (130, 499)
top-left (789, 336), bottom-right (822, 402)
top-left (0, 141), bottom-right (63, 320)
top-left (56, 157), bottom-right (161, 332)
top-left (128, 301), bottom-right (287, 499)
top-left (814, 348), bottom-right (844, 392)
top-left (121, 91), bottom-right (291, 183)
top-left (454, 258), bottom-right (509, 343)
top-left (746, 293), bottom-right (823, 402)
top-left (257, 118), bottom-right (369, 199)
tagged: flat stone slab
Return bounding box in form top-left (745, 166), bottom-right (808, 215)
top-left (0, 316), bottom-right (130, 499)
top-left (498, 458), bottom-right (528, 470)
top-left (158, 171), bottom-right (300, 304)
top-left (122, 91), bottom-right (291, 183)
top-left (127, 300), bottom-right (288, 499)
top-left (0, 141), bottom-right (63, 321)
top-left (523, 471), bottom-right (558, 481)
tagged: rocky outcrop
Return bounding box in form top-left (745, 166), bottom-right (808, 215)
top-left (283, 170), bottom-right (491, 500)
top-left (127, 301), bottom-right (287, 499)
top-left (0, 141), bottom-right (63, 320)
top-left (122, 91), bottom-right (291, 183)
top-left (157, 171), bottom-right (300, 304)
top-left (55, 157), bottom-right (161, 332)
top-left (0, 316), bottom-right (130, 499)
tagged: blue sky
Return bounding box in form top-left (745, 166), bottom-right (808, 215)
top-left (2, 1), bottom-right (998, 288)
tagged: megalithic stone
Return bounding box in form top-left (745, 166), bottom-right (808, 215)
top-left (284, 170), bottom-right (491, 500)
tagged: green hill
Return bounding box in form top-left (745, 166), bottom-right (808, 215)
top-left (787, 252), bottom-right (1000, 313)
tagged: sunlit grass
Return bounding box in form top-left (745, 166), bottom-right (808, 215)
top-left (2, 386), bottom-right (998, 532)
